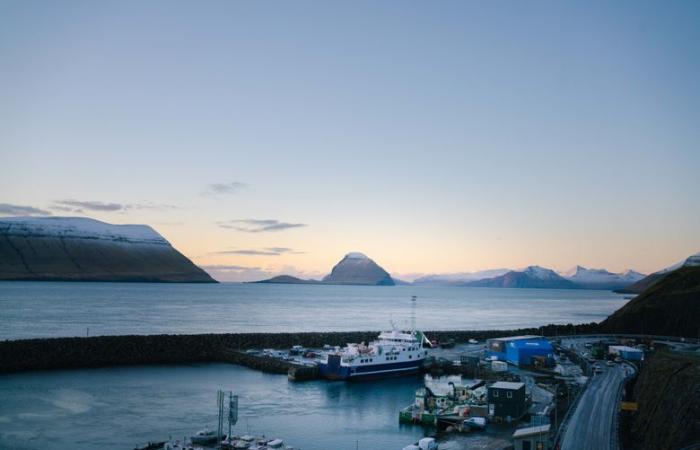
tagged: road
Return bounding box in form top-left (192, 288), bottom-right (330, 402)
top-left (560, 362), bottom-right (628, 450)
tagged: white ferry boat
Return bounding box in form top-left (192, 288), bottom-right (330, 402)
top-left (318, 326), bottom-right (431, 380)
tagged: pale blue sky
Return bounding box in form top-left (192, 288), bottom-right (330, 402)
top-left (1, 1), bottom-right (699, 280)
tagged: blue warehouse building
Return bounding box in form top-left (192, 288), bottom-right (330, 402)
top-left (486, 335), bottom-right (555, 367)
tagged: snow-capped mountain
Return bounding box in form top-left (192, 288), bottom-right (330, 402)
top-left (466, 265), bottom-right (578, 289)
top-left (563, 266), bottom-right (645, 290)
top-left (0, 216), bottom-right (168, 244)
top-left (0, 216), bottom-right (215, 282)
top-left (656, 251), bottom-right (700, 274)
top-left (413, 269), bottom-right (511, 286)
top-left (617, 251), bottom-right (700, 294)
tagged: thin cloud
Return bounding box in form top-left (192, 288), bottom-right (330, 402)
top-left (0, 203), bottom-right (52, 216)
top-left (213, 247), bottom-right (304, 256)
top-left (199, 264), bottom-right (322, 282)
top-left (51, 200), bottom-right (177, 213)
top-left (53, 200), bottom-right (123, 211)
top-left (204, 182), bottom-right (247, 195)
top-left (217, 219), bottom-right (307, 233)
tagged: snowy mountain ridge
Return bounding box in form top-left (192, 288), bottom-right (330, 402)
top-left (0, 217), bottom-right (169, 245)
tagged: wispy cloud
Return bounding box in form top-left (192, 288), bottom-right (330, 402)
top-left (217, 219), bottom-right (307, 233)
top-left (0, 203), bottom-right (52, 216)
top-left (199, 264), bottom-right (322, 282)
top-left (53, 200), bottom-right (123, 212)
top-left (50, 199), bottom-right (177, 213)
top-left (214, 247), bottom-right (305, 256)
top-left (204, 181), bottom-right (247, 196)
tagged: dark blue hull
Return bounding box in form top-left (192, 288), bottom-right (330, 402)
top-left (318, 358), bottom-right (423, 381)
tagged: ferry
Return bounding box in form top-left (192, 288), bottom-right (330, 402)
top-left (318, 326), bottom-right (431, 380)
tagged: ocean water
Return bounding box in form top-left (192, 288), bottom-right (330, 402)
top-left (0, 282), bottom-right (628, 340)
top-left (0, 363), bottom-right (426, 450)
top-left (0, 282), bottom-right (630, 450)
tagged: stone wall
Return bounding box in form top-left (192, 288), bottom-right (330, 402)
top-left (0, 324), bottom-right (598, 374)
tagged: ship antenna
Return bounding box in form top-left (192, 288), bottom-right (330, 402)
top-left (411, 295), bottom-right (417, 334)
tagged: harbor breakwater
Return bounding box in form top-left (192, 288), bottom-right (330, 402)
top-left (0, 323), bottom-right (599, 375)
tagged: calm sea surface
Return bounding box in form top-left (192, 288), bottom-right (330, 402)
top-left (0, 282), bottom-right (628, 340)
top-left (0, 282), bottom-right (628, 449)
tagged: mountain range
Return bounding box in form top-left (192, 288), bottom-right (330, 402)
top-left (465, 265), bottom-right (579, 289)
top-left (410, 265), bottom-right (645, 290)
top-left (0, 217), bottom-right (215, 283)
top-left (616, 251), bottom-right (700, 294)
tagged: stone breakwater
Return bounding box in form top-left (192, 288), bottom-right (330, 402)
top-left (0, 323), bottom-right (599, 374)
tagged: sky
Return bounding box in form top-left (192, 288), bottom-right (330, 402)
top-left (1, 0), bottom-right (699, 281)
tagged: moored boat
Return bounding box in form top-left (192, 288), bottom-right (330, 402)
top-left (190, 428), bottom-right (219, 444)
top-left (318, 326), bottom-right (430, 380)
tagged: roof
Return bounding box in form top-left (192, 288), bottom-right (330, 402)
top-left (513, 424), bottom-right (551, 438)
top-left (489, 335), bottom-right (544, 342)
top-left (490, 381), bottom-right (525, 390)
top-left (610, 345), bottom-right (643, 353)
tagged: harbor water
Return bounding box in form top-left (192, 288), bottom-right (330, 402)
top-left (0, 363), bottom-right (426, 450)
top-left (0, 282), bottom-right (629, 449)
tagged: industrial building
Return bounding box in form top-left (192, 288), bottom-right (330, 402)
top-left (486, 335), bottom-right (555, 367)
top-left (512, 424), bottom-right (551, 450)
top-left (608, 345), bottom-right (644, 361)
top-left (487, 381), bottom-right (527, 421)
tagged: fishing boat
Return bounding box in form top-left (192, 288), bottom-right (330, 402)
top-left (164, 440), bottom-right (203, 450)
top-left (134, 441), bottom-right (167, 450)
top-left (318, 297), bottom-right (431, 380)
top-left (190, 428), bottom-right (219, 444)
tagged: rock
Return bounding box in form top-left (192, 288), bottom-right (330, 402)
top-left (322, 252), bottom-right (395, 285)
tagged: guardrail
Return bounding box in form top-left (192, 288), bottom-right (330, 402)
top-left (546, 333), bottom-right (700, 345)
top-left (610, 362), bottom-right (637, 450)
top-left (552, 376), bottom-right (588, 448)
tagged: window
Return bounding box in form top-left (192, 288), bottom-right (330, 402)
top-left (507, 391), bottom-right (513, 398)
top-left (493, 390), bottom-right (499, 397)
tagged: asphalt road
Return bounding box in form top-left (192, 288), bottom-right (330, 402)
top-left (561, 363), bottom-right (627, 450)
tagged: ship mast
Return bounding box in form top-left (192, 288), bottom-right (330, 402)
top-left (411, 295), bottom-right (416, 334)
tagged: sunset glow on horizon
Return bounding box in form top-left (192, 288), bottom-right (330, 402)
top-left (2, 1), bottom-right (699, 281)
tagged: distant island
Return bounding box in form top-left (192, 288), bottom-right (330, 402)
top-left (255, 252), bottom-right (395, 286)
top-left (414, 265), bottom-right (646, 290)
top-left (0, 217), bottom-right (216, 283)
top-left (255, 253), bottom-right (653, 290)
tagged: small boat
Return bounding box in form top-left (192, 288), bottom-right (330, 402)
top-left (190, 429), bottom-right (219, 444)
top-left (267, 438), bottom-right (284, 448)
top-left (134, 441), bottom-right (166, 450)
top-left (468, 339), bottom-right (478, 344)
top-left (439, 339), bottom-right (455, 349)
top-left (164, 440), bottom-right (203, 450)
top-left (232, 435), bottom-right (256, 449)
top-left (418, 437), bottom-right (439, 450)
top-left (289, 345), bottom-right (306, 355)
top-left (463, 417), bottom-right (486, 430)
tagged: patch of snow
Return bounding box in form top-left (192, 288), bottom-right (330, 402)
top-left (0, 216), bottom-right (168, 245)
top-left (563, 265), bottom-right (645, 283)
top-left (344, 252), bottom-right (369, 260)
top-left (522, 265), bottom-right (561, 280)
top-left (656, 251), bottom-right (700, 274)
top-left (414, 269), bottom-right (511, 283)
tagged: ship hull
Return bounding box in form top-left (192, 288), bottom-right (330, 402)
top-left (319, 358), bottom-right (423, 381)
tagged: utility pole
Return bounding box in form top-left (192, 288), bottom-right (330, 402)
top-left (228, 392), bottom-right (238, 440)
